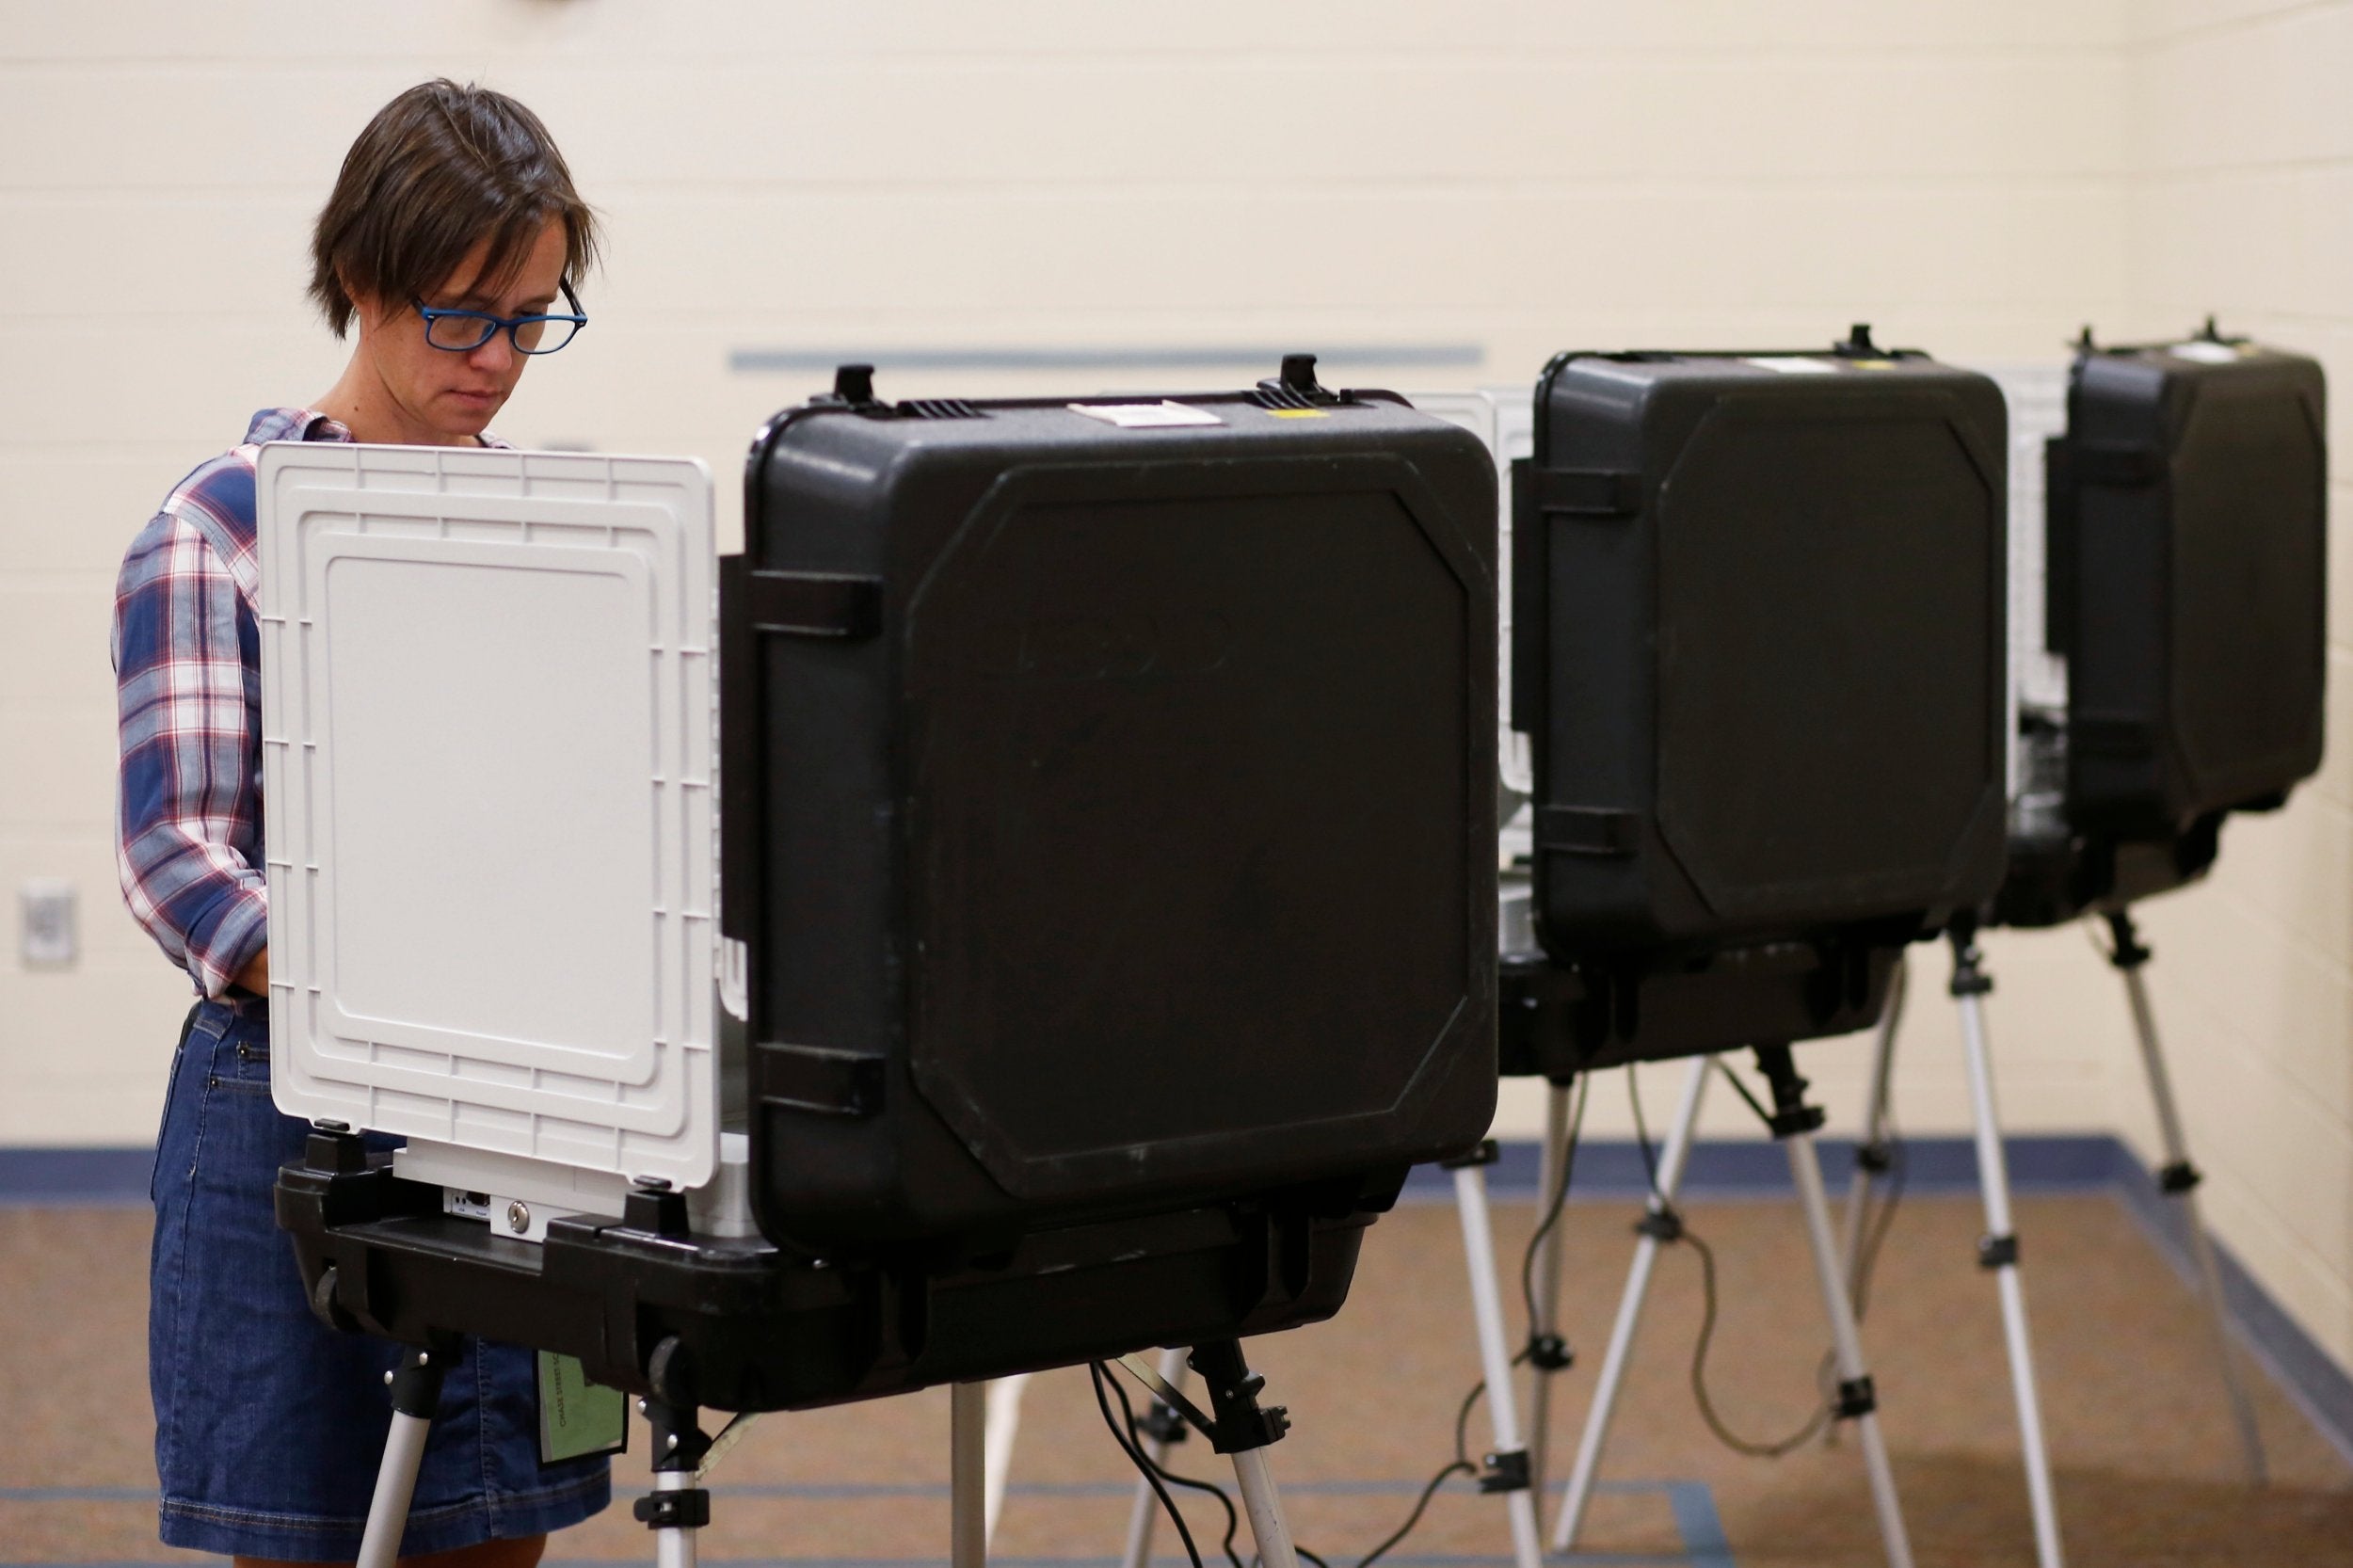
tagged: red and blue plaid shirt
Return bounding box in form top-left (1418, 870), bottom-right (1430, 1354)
top-left (112, 408), bottom-right (505, 1004)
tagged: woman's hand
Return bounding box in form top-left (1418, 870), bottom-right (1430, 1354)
top-left (233, 946), bottom-right (269, 997)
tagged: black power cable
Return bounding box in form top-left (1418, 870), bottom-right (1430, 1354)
top-left (1097, 1362), bottom-right (1245, 1568)
top-left (1091, 1361), bottom-right (1208, 1568)
top-left (1362, 1079), bottom-right (1591, 1568)
top-left (1627, 1064), bottom-right (1841, 1460)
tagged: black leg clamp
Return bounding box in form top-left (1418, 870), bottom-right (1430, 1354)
top-left (1479, 1448), bottom-right (1532, 1495)
top-left (1635, 1208), bottom-right (1686, 1243)
top-left (2158, 1160), bottom-right (2202, 1194)
top-left (1525, 1332), bottom-right (1574, 1372)
top-left (1188, 1339), bottom-right (1290, 1456)
top-left (634, 1490), bottom-right (713, 1530)
top-left (1854, 1141), bottom-right (1894, 1176)
top-left (1752, 1045), bottom-right (1828, 1140)
top-left (386, 1332), bottom-right (463, 1419)
top-left (1947, 923), bottom-right (1994, 997)
top-left (2105, 910), bottom-right (2153, 970)
top-left (1978, 1233), bottom-right (2021, 1270)
top-left (1833, 1376), bottom-right (1879, 1420)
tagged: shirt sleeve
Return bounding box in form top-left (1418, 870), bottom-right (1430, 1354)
top-left (112, 510), bottom-right (267, 999)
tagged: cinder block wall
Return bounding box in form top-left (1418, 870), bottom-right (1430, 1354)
top-left (13, 0), bottom-right (2341, 1360)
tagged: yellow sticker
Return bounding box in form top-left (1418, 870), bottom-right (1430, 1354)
top-left (1267, 408), bottom-right (1329, 419)
top-left (1849, 359), bottom-right (1897, 370)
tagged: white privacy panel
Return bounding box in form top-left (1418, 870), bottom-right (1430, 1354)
top-left (1408, 389), bottom-right (1535, 809)
top-left (257, 442), bottom-right (719, 1192)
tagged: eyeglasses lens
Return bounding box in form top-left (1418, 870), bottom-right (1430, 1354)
top-left (520, 319), bottom-right (578, 354)
top-left (424, 313), bottom-right (496, 352)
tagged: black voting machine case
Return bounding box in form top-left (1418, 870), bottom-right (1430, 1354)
top-left (1501, 332), bottom-right (2009, 1077)
top-left (276, 360), bottom-right (1500, 1413)
top-left (1998, 326), bottom-right (2329, 927)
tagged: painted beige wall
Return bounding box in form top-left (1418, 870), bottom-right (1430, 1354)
top-left (2082, 0), bottom-right (2353, 1371)
top-left (7, 0), bottom-right (2340, 1358)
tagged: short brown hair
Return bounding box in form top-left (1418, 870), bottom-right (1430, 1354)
top-left (310, 80), bottom-right (599, 338)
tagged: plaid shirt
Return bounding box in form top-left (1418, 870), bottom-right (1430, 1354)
top-left (112, 409), bottom-right (509, 1004)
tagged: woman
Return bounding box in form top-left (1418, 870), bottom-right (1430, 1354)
top-left (115, 80), bottom-right (606, 1566)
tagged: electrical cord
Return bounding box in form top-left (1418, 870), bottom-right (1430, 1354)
top-left (1519, 1072), bottom-right (1593, 1337)
top-left (1362, 1075), bottom-right (1592, 1568)
top-left (1626, 1065), bottom-right (1833, 1459)
top-left (1096, 1360), bottom-right (1338, 1568)
top-left (1092, 1361), bottom-right (1208, 1568)
top-left (1356, 1378), bottom-right (1487, 1568)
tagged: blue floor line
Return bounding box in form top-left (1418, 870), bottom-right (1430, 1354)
top-left (0, 1478), bottom-right (1730, 1567)
top-left (0, 1476), bottom-right (1703, 1504)
top-left (1661, 1480), bottom-right (1737, 1568)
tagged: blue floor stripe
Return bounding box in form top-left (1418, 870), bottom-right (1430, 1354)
top-left (1662, 1480), bottom-right (1737, 1568)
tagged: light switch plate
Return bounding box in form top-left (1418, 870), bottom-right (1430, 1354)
top-left (20, 880), bottom-right (75, 968)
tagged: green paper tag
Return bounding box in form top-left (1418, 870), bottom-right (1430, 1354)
top-left (536, 1351), bottom-right (628, 1465)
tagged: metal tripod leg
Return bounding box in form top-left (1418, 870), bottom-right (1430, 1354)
top-left (1951, 926), bottom-right (2066, 1568)
top-left (1755, 1046), bottom-right (1915, 1568)
top-left (1448, 1144), bottom-right (1544, 1568)
top-left (1553, 1057), bottom-right (1711, 1553)
top-left (1842, 953), bottom-right (1908, 1302)
top-left (1526, 1080), bottom-right (1575, 1526)
top-left (2107, 911), bottom-right (2267, 1485)
top-left (952, 1382), bottom-right (987, 1568)
top-left (1191, 1340), bottom-right (1299, 1568)
top-left (640, 1386), bottom-right (716, 1568)
top-left (355, 1336), bottom-right (457, 1568)
top-left (1119, 1348), bottom-right (1192, 1568)
top-left (984, 1374), bottom-right (1032, 1544)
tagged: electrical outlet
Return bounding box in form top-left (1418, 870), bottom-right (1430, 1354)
top-left (20, 880), bottom-right (75, 968)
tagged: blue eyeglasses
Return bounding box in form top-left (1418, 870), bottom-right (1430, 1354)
top-left (412, 279), bottom-right (587, 354)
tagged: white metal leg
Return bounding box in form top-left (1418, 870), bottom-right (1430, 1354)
top-left (354, 1409), bottom-right (432, 1568)
top-left (652, 1466), bottom-right (702, 1568)
top-left (1526, 1080), bottom-right (1574, 1524)
top-left (1229, 1447), bottom-right (1301, 1568)
top-left (1452, 1159), bottom-right (1545, 1568)
top-left (952, 1381), bottom-right (987, 1568)
top-left (1952, 934), bottom-right (2066, 1568)
top-left (1842, 954), bottom-right (1908, 1301)
top-left (1552, 1057), bottom-right (1712, 1552)
top-left (1119, 1348), bottom-right (1192, 1568)
top-left (2112, 930), bottom-right (2268, 1485)
top-left (984, 1374), bottom-right (1031, 1544)
top-left (1787, 1119), bottom-right (1916, 1568)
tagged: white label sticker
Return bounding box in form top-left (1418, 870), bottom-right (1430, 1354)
top-left (1068, 401), bottom-right (1225, 428)
top-left (2169, 341), bottom-right (2243, 365)
top-left (1740, 357), bottom-right (1841, 376)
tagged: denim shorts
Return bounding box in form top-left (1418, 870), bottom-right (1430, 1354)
top-left (149, 999), bottom-right (610, 1559)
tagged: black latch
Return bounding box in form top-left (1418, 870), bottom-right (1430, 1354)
top-left (1531, 468), bottom-right (1641, 519)
top-left (1255, 353), bottom-right (1340, 409)
top-left (1834, 323), bottom-right (1880, 357)
top-left (745, 569), bottom-right (882, 640)
top-left (1536, 806), bottom-right (1641, 856)
top-left (757, 1043), bottom-right (887, 1117)
top-left (822, 363), bottom-right (884, 411)
top-left (623, 1182), bottom-right (693, 1240)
